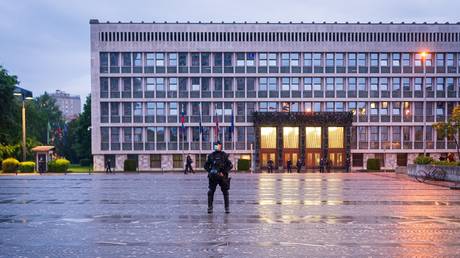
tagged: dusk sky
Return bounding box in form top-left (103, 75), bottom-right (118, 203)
top-left (1, 0), bottom-right (459, 101)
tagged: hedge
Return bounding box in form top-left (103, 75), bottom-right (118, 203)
top-left (414, 155), bottom-right (434, 165)
top-left (432, 160), bottom-right (460, 166)
top-left (2, 158), bottom-right (20, 173)
top-left (19, 161), bottom-right (35, 172)
top-left (80, 159), bottom-right (91, 167)
top-left (48, 158), bottom-right (70, 172)
top-left (237, 159), bottom-right (250, 171)
top-left (124, 159), bottom-right (137, 171)
top-left (367, 158), bottom-right (381, 171)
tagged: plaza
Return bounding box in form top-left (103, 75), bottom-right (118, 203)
top-left (0, 173), bottom-right (459, 257)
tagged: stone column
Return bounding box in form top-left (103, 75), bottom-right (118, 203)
top-left (322, 126), bottom-right (328, 160)
top-left (345, 126), bottom-right (351, 169)
top-left (300, 126), bottom-right (306, 163)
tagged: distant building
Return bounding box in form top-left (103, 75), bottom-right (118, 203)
top-left (50, 90), bottom-right (81, 121)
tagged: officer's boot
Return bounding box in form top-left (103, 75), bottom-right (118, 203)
top-left (223, 191), bottom-right (230, 214)
top-left (207, 190), bottom-right (214, 214)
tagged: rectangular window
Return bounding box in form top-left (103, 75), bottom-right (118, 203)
top-left (304, 53), bottom-right (312, 66)
top-left (306, 127), bottom-right (321, 148)
top-left (259, 53), bottom-right (267, 66)
top-left (156, 53), bottom-right (165, 66)
top-left (150, 154), bottom-right (161, 168)
top-left (168, 53), bottom-right (177, 66)
top-left (268, 53), bottom-right (277, 66)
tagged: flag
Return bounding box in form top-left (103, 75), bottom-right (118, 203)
top-left (228, 106), bottom-right (234, 140)
top-left (199, 103), bottom-right (203, 135)
top-left (214, 104), bottom-right (219, 141)
top-left (180, 104), bottom-right (185, 133)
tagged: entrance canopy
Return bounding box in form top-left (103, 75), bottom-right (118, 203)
top-left (253, 112), bottom-right (353, 170)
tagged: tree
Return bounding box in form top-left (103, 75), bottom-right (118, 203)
top-left (72, 95), bottom-right (91, 161)
top-left (433, 105), bottom-right (460, 160)
top-left (0, 66), bottom-right (20, 145)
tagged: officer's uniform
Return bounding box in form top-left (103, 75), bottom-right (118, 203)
top-left (204, 149), bottom-right (233, 213)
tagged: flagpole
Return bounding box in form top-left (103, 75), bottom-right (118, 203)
top-left (199, 102), bottom-right (202, 170)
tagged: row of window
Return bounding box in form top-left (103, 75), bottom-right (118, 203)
top-left (99, 101), bottom-right (459, 123)
top-left (100, 52), bottom-right (460, 71)
top-left (99, 31), bottom-right (460, 42)
top-left (100, 77), bottom-right (460, 99)
top-left (99, 125), bottom-right (456, 152)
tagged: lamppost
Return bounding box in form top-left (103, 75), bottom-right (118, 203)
top-left (420, 51), bottom-right (428, 156)
top-left (13, 87), bottom-right (33, 161)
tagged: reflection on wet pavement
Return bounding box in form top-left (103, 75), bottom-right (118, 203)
top-left (0, 173), bottom-right (459, 257)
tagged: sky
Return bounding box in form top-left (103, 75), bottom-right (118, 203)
top-left (0, 0), bottom-right (459, 102)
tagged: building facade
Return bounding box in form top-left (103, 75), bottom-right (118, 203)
top-left (90, 20), bottom-right (460, 171)
top-left (50, 90), bottom-right (81, 121)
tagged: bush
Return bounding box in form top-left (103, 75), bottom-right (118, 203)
top-left (367, 158), bottom-right (381, 171)
top-left (124, 159), bottom-right (137, 171)
top-left (19, 161), bottom-right (35, 172)
top-left (237, 159), bottom-right (250, 171)
top-left (80, 159), bottom-right (91, 167)
top-left (2, 158), bottom-right (20, 173)
top-left (47, 158), bottom-right (70, 172)
top-left (432, 160), bottom-right (460, 167)
top-left (414, 155), bottom-right (434, 165)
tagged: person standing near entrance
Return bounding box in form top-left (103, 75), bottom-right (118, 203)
top-left (345, 157), bottom-right (351, 173)
top-left (184, 154), bottom-right (194, 174)
top-left (319, 157), bottom-right (325, 173)
top-left (38, 157), bottom-right (46, 174)
top-left (267, 158), bottom-right (274, 173)
top-left (286, 159), bottom-right (292, 173)
top-left (204, 141), bottom-right (233, 214)
top-left (105, 159), bottom-right (112, 173)
top-left (296, 158), bottom-right (303, 173)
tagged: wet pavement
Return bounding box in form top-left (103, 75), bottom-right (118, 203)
top-left (0, 172), bottom-right (459, 257)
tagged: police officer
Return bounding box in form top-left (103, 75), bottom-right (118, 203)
top-left (204, 141), bottom-right (233, 214)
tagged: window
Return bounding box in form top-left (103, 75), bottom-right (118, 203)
top-left (169, 102), bottom-right (178, 116)
top-left (146, 78), bottom-right (154, 92)
top-left (358, 78), bottom-right (366, 91)
top-left (281, 53), bottom-right (290, 66)
top-left (168, 53), bottom-right (177, 66)
top-left (313, 78), bottom-right (322, 91)
top-left (380, 78), bottom-right (388, 91)
top-left (133, 102), bottom-right (142, 116)
top-left (291, 78), bottom-right (299, 91)
top-left (348, 53), bottom-right (356, 66)
top-left (170, 127), bottom-right (178, 142)
top-left (146, 102), bottom-right (155, 116)
top-left (358, 53), bottom-right (366, 66)
top-left (150, 154), bottom-right (161, 168)
top-left (156, 102), bottom-right (165, 116)
top-left (146, 53), bottom-right (154, 66)
top-left (336, 53), bottom-right (344, 66)
top-left (414, 78), bottom-right (422, 91)
top-left (247, 53), bottom-right (255, 66)
top-left (282, 78), bottom-right (290, 91)
top-left (268, 78), bottom-right (277, 91)
top-left (133, 52), bottom-right (142, 66)
top-left (157, 127), bottom-right (165, 142)
top-left (326, 53), bottom-right (334, 66)
top-left (156, 53), bottom-right (165, 66)
top-left (304, 78), bottom-right (312, 91)
top-left (392, 53), bottom-right (400, 66)
top-left (436, 78), bottom-right (445, 91)
top-left (268, 53), bottom-right (277, 66)
top-left (169, 78), bottom-right (177, 91)
top-left (402, 53), bottom-right (410, 66)
top-left (348, 78), bottom-right (356, 91)
top-left (173, 154), bottom-right (183, 168)
top-left (392, 78), bottom-right (400, 91)
top-left (380, 53), bottom-right (388, 66)
top-left (370, 53), bottom-right (378, 66)
top-left (313, 53), bottom-right (322, 66)
top-left (304, 53), bottom-right (312, 66)
top-left (156, 78), bottom-right (165, 91)
top-left (326, 78), bottom-right (334, 91)
top-left (191, 78), bottom-right (200, 91)
top-left (291, 53), bottom-right (300, 66)
top-left (224, 53), bottom-right (232, 66)
top-left (436, 53), bottom-right (444, 66)
top-left (179, 53), bottom-right (187, 66)
top-left (259, 53), bottom-right (267, 66)
top-left (191, 53), bottom-right (199, 67)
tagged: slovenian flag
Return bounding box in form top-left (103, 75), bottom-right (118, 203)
top-left (214, 104), bottom-right (219, 141)
top-left (181, 104), bottom-right (185, 133)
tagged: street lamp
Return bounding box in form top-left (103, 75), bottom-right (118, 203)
top-left (14, 87), bottom-right (33, 162)
top-left (420, 51), bottom-right (429, 156)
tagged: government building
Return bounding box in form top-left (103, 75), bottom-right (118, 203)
top-left (90, 19), bottom-right (460, 171)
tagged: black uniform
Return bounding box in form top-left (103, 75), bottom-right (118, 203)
top-left (319, 158), bottom-right (325, 173)
top-left (286, 160), bottom-right (292, 173)
top-left (184, 155), bottom-right (194, 174)
top-left (267, 159), bottom-right (274, 173)
top-left (105, 159), bottom-right (112, 173)
top-left (296, 159), bottom-right (303, 173)
top-left (204, 150), bottom-right (233, 213)
top-left (38, 158), bottom-right (46, 174)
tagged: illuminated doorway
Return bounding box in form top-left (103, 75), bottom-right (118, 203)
top-left (260, 127), bottom-right (277, 168)
top-left (305, 127), bottom-right (322, 168)
top-left (282, 127), bottom-right (299, 168)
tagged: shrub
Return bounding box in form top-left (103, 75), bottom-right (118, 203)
top-left (366, 158), bottom-right (381, 171)
top-left (124, 159), bottom-right (137, 171)
top-left (432, 160), bottom-right (460, 167)
top-left (19, 161), bottom-right (35, 172)
top-left (80, 159), bottom-right (91, 167)
top-left (2, 158), bottom-right (20, 173)
top-left (237, 159), bottom-right (251, 171)
top-left (414, 155), bottom-right (434, 165)
top-left (48, 158), bottom-right (70, 172)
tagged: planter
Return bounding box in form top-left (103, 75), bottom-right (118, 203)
top-left (408, 164), bottom-right (460, 182)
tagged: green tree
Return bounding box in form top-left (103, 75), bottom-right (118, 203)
top-left (0, 66), bottom-right (20, 144)
top-left (433, 105), bottom-right (460, 160)
top-left (72, 95), bottom-right (91, 161)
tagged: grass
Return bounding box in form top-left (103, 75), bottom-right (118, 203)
top-left (68, 164), bottom-right (92, 173)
